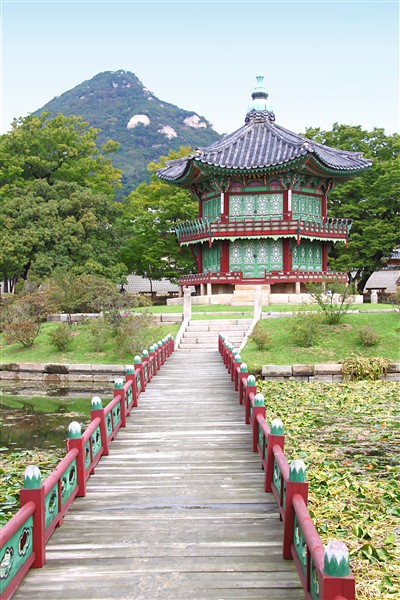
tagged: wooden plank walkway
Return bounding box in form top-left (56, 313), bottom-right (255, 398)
top-left (13, 351), bottom-right (303, 600)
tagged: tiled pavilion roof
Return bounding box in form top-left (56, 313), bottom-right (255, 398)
top-left (157, 75), bottom-right (372, 185)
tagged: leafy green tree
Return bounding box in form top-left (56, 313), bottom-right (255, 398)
top-left (1, 180), bottom-right (127, 288)
top-left (0, 112), bottom-right (121, 197)
top-left (119, 148), bottom-right (198, 289)
top-left (0, 112), bottom-right (125, 290)
top-left (304, 124), bottom-right (400, 290)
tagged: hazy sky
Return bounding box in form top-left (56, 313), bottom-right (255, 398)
top-left (1, 0), bottom-right (399, 136)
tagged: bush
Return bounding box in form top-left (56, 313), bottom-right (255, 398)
top-left (48, 323), bottom-right (74, 351)
top-left (358, 325), bottom-right (380, 347)
top-left (289, 309), bottom-right (323, 347)
top-left (306, 280), bottom-right (356, 325)
top-left (3, 320), bottom-right (41, 348)
top-left (87, 317), bottom-right (112, 352)
top-left (249, 322), bottom-right (272, 350)
top-left (114, 313), bottom-right (155, 358)
top-left (0, 293), bottom-right (47, 348)
top-left (342, 356), bottom-right (389, 381)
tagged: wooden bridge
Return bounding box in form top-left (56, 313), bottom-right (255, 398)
top-left (2, 333), bottom-right (355, 600)
top-left (10, 350), bottom-right (302, 599)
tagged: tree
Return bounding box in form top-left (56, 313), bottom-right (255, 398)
top-left (0, 112), bottom-right (125, 290)
top-left (1, 179), bottom-right (127, 289)
top-left (304, 124), bottom-right (400, 290)
top-left (119, 147), bottom-right (198, 288)
top-left (0, 112), bottom-right (121, 197)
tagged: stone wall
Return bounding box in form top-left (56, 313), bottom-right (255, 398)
top-left (261, 362), bottom-right (400, 382)
top-left (0, 362), bottom-right (125, 383)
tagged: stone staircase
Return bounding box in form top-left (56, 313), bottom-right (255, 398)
top-left (178, 318), bottom-right (252, 351)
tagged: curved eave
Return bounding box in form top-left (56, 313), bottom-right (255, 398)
top-left (303, 155), bottom-right (373, 179)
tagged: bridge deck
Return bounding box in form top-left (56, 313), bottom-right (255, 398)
top-left (13, 352), bottom-right (303, 600)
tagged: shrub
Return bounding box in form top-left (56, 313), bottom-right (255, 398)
top-left (249, 322), bottom-right (272, 350)
top-left (3, 320), bottom-right (41, 348)
top-left (48, 323), bottom-right (74, 352)
top-left (306, 280), bottom-right (356, 325)
top-left (114, 313), bottom-right (155, 358)
top-left (342, 356), bottom-right (389, 381)
top-left (358, 325), bottom-right (380, 347)
top-left (1, 294), bottom-right (46, 348)
top-left (87, 317), bottom-right (112, 352)
top-left (289, 309), bottom-right (323, 347)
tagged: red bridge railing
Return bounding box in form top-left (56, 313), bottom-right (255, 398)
top-left (0, 335), bottom-right (174, 600)
top-left (219, 333), bottom-right (356, 600)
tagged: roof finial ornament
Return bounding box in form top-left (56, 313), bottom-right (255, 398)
top-left (245, 73), bottom-right (275, 124)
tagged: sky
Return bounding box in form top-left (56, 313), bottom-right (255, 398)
top-left (1, 0), bottom-right (399, 137)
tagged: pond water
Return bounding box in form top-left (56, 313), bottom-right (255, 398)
top-left (0, 380), bottom-right (114, 453)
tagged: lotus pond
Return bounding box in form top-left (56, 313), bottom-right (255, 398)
top-left (258, 379), bottom-right (400, 599)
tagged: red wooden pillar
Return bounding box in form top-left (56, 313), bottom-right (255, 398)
top-left (114, 379), bottom-right (126, 427)
top-left (282, 239), bottom-right (291, 272)
top-left (322, 244), bottom-right (328, 272)
top-left (220, 240), bottom-right (230, 274)
top-left (322, 194), bottom-right (327, 218)
top-left (264, 419), bottom-right (284, 493)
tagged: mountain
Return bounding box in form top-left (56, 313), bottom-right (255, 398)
top-left (34, 70), bottom-right (221, 196)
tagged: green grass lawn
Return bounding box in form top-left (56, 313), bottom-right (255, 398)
top-left (241, 312), bottom-right (400, 371)
top-left (0, 321), bottom-right (181, 365)
top-left (132, 302), bottom-right (396, 314)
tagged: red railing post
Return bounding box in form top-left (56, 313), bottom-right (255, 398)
top-left (114, 377), bottom-right (126, 427)
top-left (283, 460), bottom-right (308, 560)
top-left (245, 375), bottom-right (256, 424)
top-left (322, 540), bottom-right (355, 600)
top-left (252, 394), bottom-right (266, 452)
top-left (125, 365), bottom-right (138, 407)
top-left (142, 349), bottom-right (151, 383)
top-left (19, 466), bottom-right (46, 568)
top-left (90, 396), bottom-right (110, 456)
top-left (233, 352), bottom-right (241, 386)
top-left (238, 362), bottom-right (248, 404)
top-left (134, 355), bottom-right (146, 392)
top-left (150, 345), bottom-right (158, 375)
top-left (66, 422), bottom-right (86, 497)
top-left (264, 419), bottom-right (285, 493)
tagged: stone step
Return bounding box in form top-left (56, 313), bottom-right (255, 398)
top-left (183, 331), bottom-right (245, 339)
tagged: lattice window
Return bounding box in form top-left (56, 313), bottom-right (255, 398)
top-left (292, 241), bottom-right (322, 271)
top-left (292, 194), bottom-right (322, 223)
top-left (270, 194), bottom-right (282, 214)
top-left (229, 197), bottom-right (242, 217)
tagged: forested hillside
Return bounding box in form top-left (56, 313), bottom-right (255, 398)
top-left (35, 70), bottom-right (221, 196)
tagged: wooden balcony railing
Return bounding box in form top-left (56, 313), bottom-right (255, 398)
top-left (179, 270), bottom-right (348, 286)
top-left (174, 215), bottom-right (353, 244)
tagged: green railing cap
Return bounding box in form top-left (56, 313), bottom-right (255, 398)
top-left (91, 396), bottom-right (103, 410)
top-left (158, 340), bottom-right (162, 347)
top-left (254, 393), bottom-right (265, 407)
top-left (247, 375), bottom-right (256, 387)
top-left (24, 465), bottom-right (41, 489)
top-left (68, 421), bottom-right (82, 439)
top-left (114, 377), bottom-right (124, 389)
top-left (125, 365), bottom-right (134, 374)
top-left (240, 362), bottom-right (248, 372)
top-left (134, 355), bottom-right (142, 364)
top-left (289, 459), bottom-right (306, 482)
top-left (234, 354), bottom-right (242, 363)
top-left (324, 540), bottom-right (350, 577)
top-left (271, 418), bottom-right (284, 436)
top-left (142, 349), bottom-right (149, 357)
